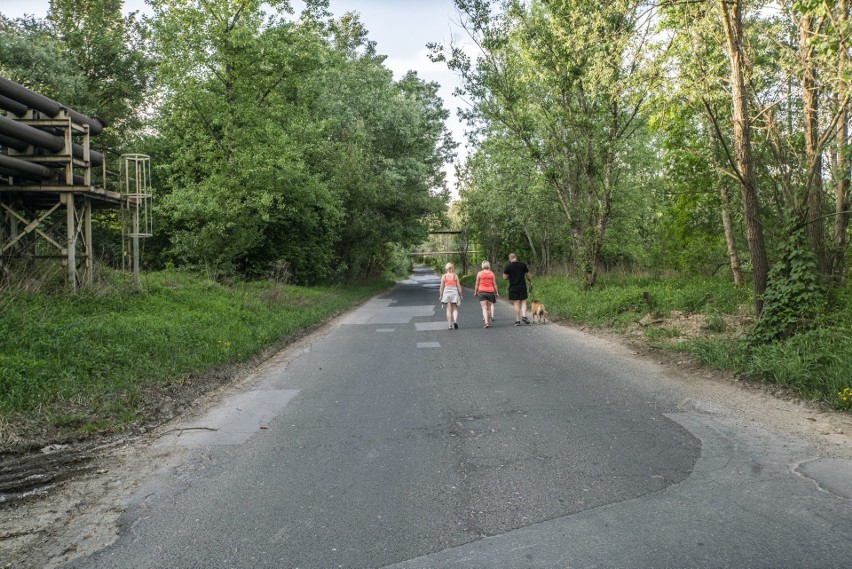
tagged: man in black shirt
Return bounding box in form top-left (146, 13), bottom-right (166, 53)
top-left (502, 253), bottom-right (532, 326)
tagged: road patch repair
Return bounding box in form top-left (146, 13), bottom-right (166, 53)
top-left (416, 322), bottom-right (451, 331)
top-left (154, 389), bottom-right (300, 448)
top-left (340, 297), bottom-right (435, 325)
top-left (381, 413), bottom-right (852, 568)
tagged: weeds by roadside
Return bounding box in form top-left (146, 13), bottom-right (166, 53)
top-left (525, 274), bottom-right (851, 410)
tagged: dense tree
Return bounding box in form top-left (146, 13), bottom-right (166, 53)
top-left (429, 0), bottom-right (851, 336)
top-left (434, 0), bottom-right (664, 286)
top-left (146, 0), bottom-right (451, 281)
top-left (0, 16), bottom-right (85, 102)
top-left (148, 0), bottom-right (341, 280)
top-left (3, 0), bottom-right (850, 312)
top-left (46, 0), bottom-right (152, 144)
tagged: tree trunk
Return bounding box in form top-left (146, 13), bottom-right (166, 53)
top-left (832, 95), bottom-right (850, 279)
top-left (720, 0), bottom-right (768, 314)
top-left (799, 12), bottom-right (828, 274)
top-left (585, 120), bottom-right (616, 289)
top-left (719, 179), bottom-right (744, 286)
top-left (522, 225), bottom-right (539, 264)
top-left (584, 193), bottom-right (612, 288)
top-left (703, 109), bottom-right (745, 287)
top-left (833, 1), bottom-right (851, 279)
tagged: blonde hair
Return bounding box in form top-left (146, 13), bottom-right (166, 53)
top-left (481, 260), bottom-right (491, 269)
top-left (445, 262), bottom-right (454, 272)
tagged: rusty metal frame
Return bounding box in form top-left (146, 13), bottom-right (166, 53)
top-left (0, 193), bottom-right (93, 288)
top-left (120, 154), bottom-right (153, 287)
top-left (0, 76), bottom-right (149, 289)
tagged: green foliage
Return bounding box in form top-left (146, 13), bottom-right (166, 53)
top-left (46, 0), bottom-right (153, 143)
top-left (0, 269), bottom-right (389, 437)
top-left (381, 244), bottom-right (415, 279)
top-left (457, 135), bottom-right (567, 268)
top-left (702, 311), bottom-right (728, 334)
top-left (689, 318), bottom-right (852, 406)
top-left (0, 3), bottom-right (153, 149)
top-left (531, 271), bottom-right (850, 407)
top-left (684, 337), bottom-right (750, 372)
top-left (749, 228), bottom-right (826, 343)
top-left (747, 327), bottom-right (848, 396)
top-left (3, 2), bottom-right (452, 284)
top-left (0, 16), bottom-right (85, 100)
top-left (531, 274), bottom-right (751, 328)
top-left (645, 326), bottom-right (683, 344)
top-left (145, 1), bottom-right (450, 282)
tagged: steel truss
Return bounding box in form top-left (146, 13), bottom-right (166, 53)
top-left (0, 192), bottom-right (97, 288)
top-left (0, 75), bottom-right (144, 290)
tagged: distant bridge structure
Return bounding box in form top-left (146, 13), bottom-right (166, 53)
top-left (412, 231), bottom-right (478, 257)
top-left (0, 75), bottom-right (150, 289)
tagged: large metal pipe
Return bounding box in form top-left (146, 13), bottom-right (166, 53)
top-left (0, 113), bottom-right (63, 152)
top-left (0, 114), bottom-right (103, 166)
top-left (0, 132), bottom-right (29, 152)
top-left (72, 143), bottom-right (103, 167)
top-left (0, 94), bottom-right (28, 116)
top-left (0, 159), bottom-right (86, 186)
top-left (0, 153), bottom-right (54, 179)
top-left (0, 76), bottom-right (61, 116)
top-left (0, 75), bottom-right (105, 135)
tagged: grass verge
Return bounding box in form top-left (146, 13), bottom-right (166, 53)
top-left (516, 273), bottom-right (851, 410)
top-left (0, 269), bottom-right (390, 448)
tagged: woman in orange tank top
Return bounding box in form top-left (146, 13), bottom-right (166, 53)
top-left (474, 260), bottom-right (499, 328)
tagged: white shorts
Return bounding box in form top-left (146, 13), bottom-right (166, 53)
top-left (441, 288), bottom-right (460, 304)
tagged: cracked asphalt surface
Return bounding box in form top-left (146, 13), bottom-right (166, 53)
top-left (53, 266), bottom-right (851, 568)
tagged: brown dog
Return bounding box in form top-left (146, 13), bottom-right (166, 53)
top-left (530, 300), bottom-right (547, 324)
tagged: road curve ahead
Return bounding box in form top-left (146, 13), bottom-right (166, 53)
top-left (67, 266), bottom-right (851, 569)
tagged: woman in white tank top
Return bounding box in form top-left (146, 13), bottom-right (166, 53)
top-left (439, 262), bottom-right (463, 329)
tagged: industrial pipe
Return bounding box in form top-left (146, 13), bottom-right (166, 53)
top-left (72, 142), bottom-right (104, 167)
top-left (0, 132), bottom-right (29, 152)
top-left (0, 153), bottom-right (54, 179)
top-left (0, 94), bottom-right (28, 117)
top-left (0, 76), bottom-right (61, 116)
top-left (0, 75), bottom-right (105, 135)
top-left (0, 114), bottom-right (104, 166)
top-left (0, 113), bottom-right (63, 152)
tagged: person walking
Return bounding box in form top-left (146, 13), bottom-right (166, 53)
top-left (474, 260), bottom-right (499, 328)
top-left (439, 262), bottom-right (463, 329)
top-left (502, 253), bottom-right (532, 326)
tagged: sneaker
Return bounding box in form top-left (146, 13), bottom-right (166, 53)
top-left (514, 321), bottom-right (521, 326)
top-left (522, 316), bottom-right (530, 324)
top-left (453, 322), bottom-right (458, 329)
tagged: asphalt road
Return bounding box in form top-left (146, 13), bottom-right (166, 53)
top-left (65, 266), bottom-right (852, 568)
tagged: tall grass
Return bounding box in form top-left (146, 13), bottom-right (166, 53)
top-left (0, 269), bottom-right (389, 441)
top-left (535, 274), bottom-right (752, 327)
top-left (525, 273), bottom-right (851, 409)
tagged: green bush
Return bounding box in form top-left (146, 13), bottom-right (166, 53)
top-left (750, 229), bottom-right (826, 344)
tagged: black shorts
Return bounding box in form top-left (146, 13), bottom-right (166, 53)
top-left (508, 286), bottom-right (527, 301)
top-left (478, 292), bottom-right (496, 303)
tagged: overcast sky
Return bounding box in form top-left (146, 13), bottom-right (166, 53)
top-left (0, 0), bottom-right (473, 193)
